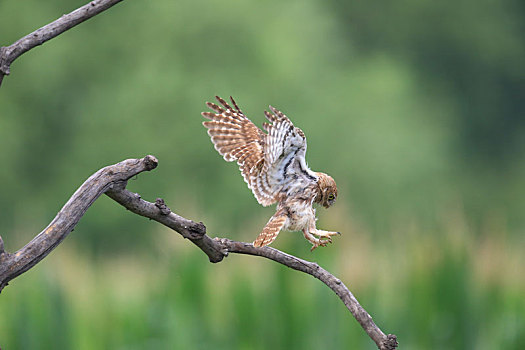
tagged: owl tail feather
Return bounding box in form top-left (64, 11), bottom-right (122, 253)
top-left (253, 213), bottom-right (287, 247)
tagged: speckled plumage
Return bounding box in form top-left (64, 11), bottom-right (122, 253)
top-left (201, 96), bottom-right (339, 250)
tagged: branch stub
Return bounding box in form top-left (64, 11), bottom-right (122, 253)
top-left (143, 155), bottom-right (158, 170)
top-left (155, 198), bottom-right (171, 215)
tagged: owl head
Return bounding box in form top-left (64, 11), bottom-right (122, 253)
top-left (315, 172), bottom-right (338, 208)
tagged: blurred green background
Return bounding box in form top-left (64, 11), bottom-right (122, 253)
top-left (1, 0), bottom-right (524, 348)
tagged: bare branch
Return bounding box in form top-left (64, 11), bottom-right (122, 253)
top-left (0, 155), bottom-right (158, 291)
top-left (0, 0), bottom-right (125, 87)
top-left (106, 163), bottom-right (398, 349)
top-left (105, 188), bottom-right (226, 263)
top-left (0, 156), bottom-right (398, 349)
top-left (218, 239), bottom-right (398, 350)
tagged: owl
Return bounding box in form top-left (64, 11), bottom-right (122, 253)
top-left (201, 96), bottom-right (339, 250)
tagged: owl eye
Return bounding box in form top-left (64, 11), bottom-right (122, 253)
top-left (328, 194), bottom-right (335, 201)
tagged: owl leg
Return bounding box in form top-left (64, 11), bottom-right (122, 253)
top-left (312, 229), bottom-right (340, 240)
top-left (304, 220), bottom-right (340, 251)
top-left (302, 229), bottom-right (331, 251)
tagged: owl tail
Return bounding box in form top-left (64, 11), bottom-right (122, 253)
top-left (253, 213), bottom-right (287, 247)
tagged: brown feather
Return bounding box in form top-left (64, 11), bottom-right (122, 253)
top-left (253, 213), bottom-right (287, 247)
top-left (201, 96), bottom-right (279, 206)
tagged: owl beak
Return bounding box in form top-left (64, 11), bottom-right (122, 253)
top-left (324, 198), bottom-right (336, 208)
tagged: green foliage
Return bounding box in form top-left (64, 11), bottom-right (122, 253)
top-left (0, 0), bottom-right (524, 348)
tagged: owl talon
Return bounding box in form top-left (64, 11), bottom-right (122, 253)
top-left (310, 242), bottom-right (322, 252)
top-left (309, 237), bottom-right (331, 251)
top-left (312, 229), bottom-right (340, 239)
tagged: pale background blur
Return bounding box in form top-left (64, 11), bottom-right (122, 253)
top-left (0, 0), bottom-right (524, 348)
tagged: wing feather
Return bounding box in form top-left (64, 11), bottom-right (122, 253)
top-left (201, 96), bottom-right (315, 207)
top-left (202, 96), bottom-right (277, 206)
top-left (263, 105), bottom-right (308, 170)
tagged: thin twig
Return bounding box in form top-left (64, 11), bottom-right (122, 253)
top-left (0, 155), bottom-right (397, 349)
top-left (0, 0), bottom-right (125, 87)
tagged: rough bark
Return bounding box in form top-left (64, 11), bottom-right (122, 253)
top-left (0, 156), bottom-right (398, 350)
top-left (0, 0), bottom-right (125, 87)
top-left (0, 156), bottom-right (158, 291)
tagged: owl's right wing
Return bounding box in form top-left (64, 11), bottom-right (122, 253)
top-left (202, 96), bottom-right (314, 207)
top-left (202, 96), bottom-right (278, 206)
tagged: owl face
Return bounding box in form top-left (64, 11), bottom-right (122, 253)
top-left (316, 172), bottom-right (338, 209)
top-left (325, 191), bottom-right (337, 208)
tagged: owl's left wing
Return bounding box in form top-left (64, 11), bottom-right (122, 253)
top-left (262, 106), bottom-right (318, 186)
top-left (262, 106), bottom-right (306, 167)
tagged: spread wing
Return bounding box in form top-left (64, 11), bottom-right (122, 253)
top-left (262, 106), bottom-right (319, 197)
top-left (263, 106), bottom-right (305, 168)
top-left (202, 96), bottom-right (317, 206)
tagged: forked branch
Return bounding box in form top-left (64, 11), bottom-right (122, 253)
top-left (0, 156), bottom-right (397, 350)
top-left (0, 156), bottom-right (158, 290)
